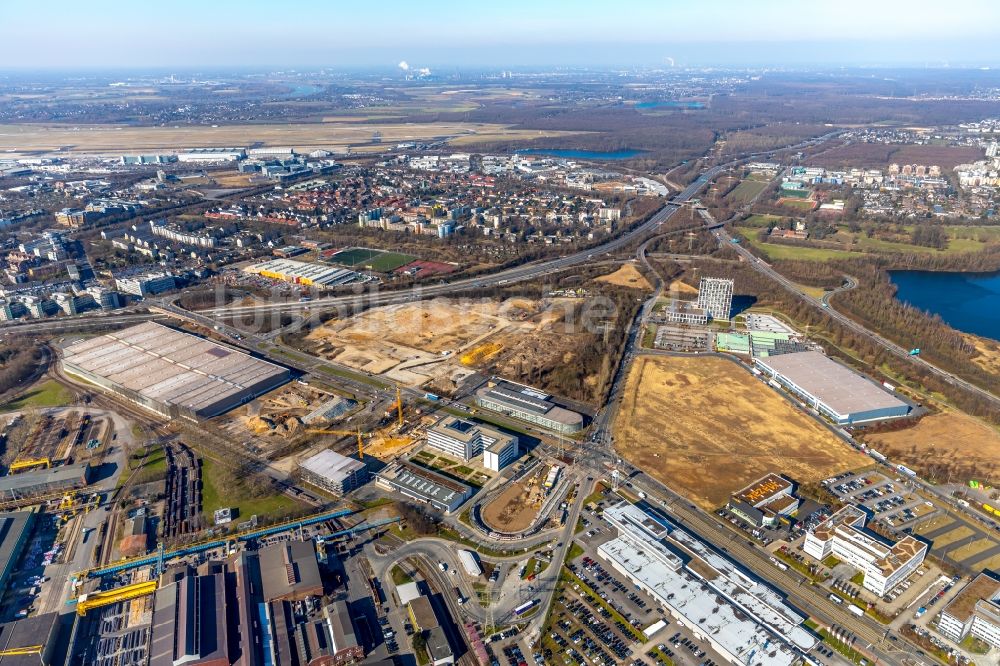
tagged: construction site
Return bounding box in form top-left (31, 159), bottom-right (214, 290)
top-left (481, 464), bottom-right (551, 533)
top-left (295, 297), bottom-right (592, 395)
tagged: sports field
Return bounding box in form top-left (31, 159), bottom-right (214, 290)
top-left (327, 247), bottom-right (415, 272)
top-left (613, 355), bottom-right (869, 509)
top-left (726, 179), bottom-right (768, 204)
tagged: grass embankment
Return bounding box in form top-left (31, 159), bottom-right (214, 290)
top-left (1, 380), bottom-right (74, 410)
top-left (201, 457), bottom-right (299, 520)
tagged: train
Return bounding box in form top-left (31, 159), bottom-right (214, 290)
top-left (513, 599), bottom-right (539, 616)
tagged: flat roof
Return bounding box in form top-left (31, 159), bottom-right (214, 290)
top-left (476, 381), bottom-right (583, 426)
top-left (380, 462), bottom-right (471, 507)
top-left (600, 537), bottom-right (799, 666)
top-left (756, 351), bottom-right (908, 417)
top-left (62, 322), bottom-right (289, 416)
top-left (247, 258), bottom-right (362, 286)
top-left (300, 449), bottom-right (365, 484)
top-left (408, 596), bottom-right (438, 630)
top-left (734, 473), bottom-right (793, 507)
top-left (0, 464), bottom-right (89, 494)
top-left (944, 573), bottom-right (1000, 623)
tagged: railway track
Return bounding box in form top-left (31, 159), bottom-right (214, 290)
top-left (162, 442), bottom-right (202, 539)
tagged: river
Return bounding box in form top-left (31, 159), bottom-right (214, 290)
top-left (890, 270), bottom-right (1000, 341)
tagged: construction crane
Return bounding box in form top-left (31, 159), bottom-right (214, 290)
top-left (75, 579), bottom-right (158, 616)
top-left (395, 386), bottom-right (404, 429)
top-left (305, 428), bottom-right (366, 460)
top-left (9, 457), bottom-right (51, 474)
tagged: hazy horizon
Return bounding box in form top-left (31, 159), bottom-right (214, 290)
top-left (3, 0), bottom-right (1000, 70)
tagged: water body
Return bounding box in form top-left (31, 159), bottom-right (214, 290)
top-left (516, 148), bottom-right (645, 160)
top-left (635, 100), bottom-right (705, 110)
top-left (889, 270), bottom-right (1000, 341)
top-left (276, 84), bottom-right (323, 99)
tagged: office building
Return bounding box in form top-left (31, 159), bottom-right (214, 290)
top-left (803, 505), bottom-right (926, 596)
top-left (474, 378), bottom-right (583, 434)
top-left (115, 272), bottom-right (177, 297)
top-left (754, 351), bottom-right (910, 425)
top-left (425, 416), bottom-right (519, 470)
top-left (298, 449), bottom-right (368, 496)
top-left (696, 277), bottom-right (734, 320)
top-left (938, 572), bottom-right (1000, 649)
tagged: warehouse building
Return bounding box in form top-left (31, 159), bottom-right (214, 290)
top-left (176, 147), bottom-right (246, 162)
top-left (474, 378), bottom-right (583, 434)
top-left (61, 322), bottom-right (291, 420)
top-left (938, 572), bottom-right (1000, 649)
top-left (298, 449), bottom-right (369, 496)
top-left (728, 473), bottom-right (800, 527)
top-left (323, 600), bottom-right (365, 665)
top-left (803, 505), bottom-right (926, 596)
top-left (245, 258), bottom-right (366, 288)
top-left (0, 463), bottom-right (91, 501)
top-left (426, 416), bottom-right (520, 471)
top-left (0, 512), bottom-right (35, 595)
top-left (754, 350), bottom-right (910, 424)
top-left (600, 503), bottom-right (814, 666)
top-left (151, 564), bottom-right (230, 666)
top-left (374, 462), bottom-right (472, 514)
top-left (258, 540), bottom-right (324, 602)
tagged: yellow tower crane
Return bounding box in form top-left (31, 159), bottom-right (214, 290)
top-left (305, 427), bottom-right (366, 460)
top-left (395, 386), bottom-right (404, 429)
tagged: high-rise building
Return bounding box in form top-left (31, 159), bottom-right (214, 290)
top-left (696, 277), bottom-right (734, 320)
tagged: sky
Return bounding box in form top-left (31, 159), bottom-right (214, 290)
top-left (3, 0), bottom-right (1000, 70)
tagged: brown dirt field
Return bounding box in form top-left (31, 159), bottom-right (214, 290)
top-left (667, 280), bottom-right (699, 296)
top-left (966, 334), bottom-right (1000, 376)
top-left (613, 355), bottom-right (870, 509)
top-left (0, 121), bottom-right (579, 156)
top-left (865, 411), bottom-right (1000, 484)
top-left (481, 481), bottom-right (542, 533)
top-left (594, 263), bottom-right (652, 290)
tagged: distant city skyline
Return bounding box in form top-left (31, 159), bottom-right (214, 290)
top-left (3, 0), bottom-right (1000, 69)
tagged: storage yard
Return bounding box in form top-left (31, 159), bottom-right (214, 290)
top-left (613, 355), bottom-right (869, 509)
top-left (61, 322), bottom-right (291, 420)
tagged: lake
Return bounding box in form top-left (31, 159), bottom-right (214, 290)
top-left (890, 270), bottom-right (1000, 341)
top-left (634, 101), bottom-right (705, 110)
top-left (516, 148), bottom-right (645, 160)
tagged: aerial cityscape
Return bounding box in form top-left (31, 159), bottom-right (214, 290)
top-left (2, 2), bottom-right (1000, 666)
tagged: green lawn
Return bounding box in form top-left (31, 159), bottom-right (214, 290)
top-left (566, 542), bottom-right (585, 561)
top-left (742, 214), bottom-right (785, 228)
top-left (391, 565), bottom-right (413, 586)
top-left (363, 251), bottom-right (416, 272)
top-left (1, 380), bottom-right (74, 411)
top-left (201, 457), bottom-right (299, 520)
top-left (132, 448), bottom-right (168, 486)
top-left (736, 231), bottom-right (860, 261)
top-left (727, 179), bottom-right (768, 203)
